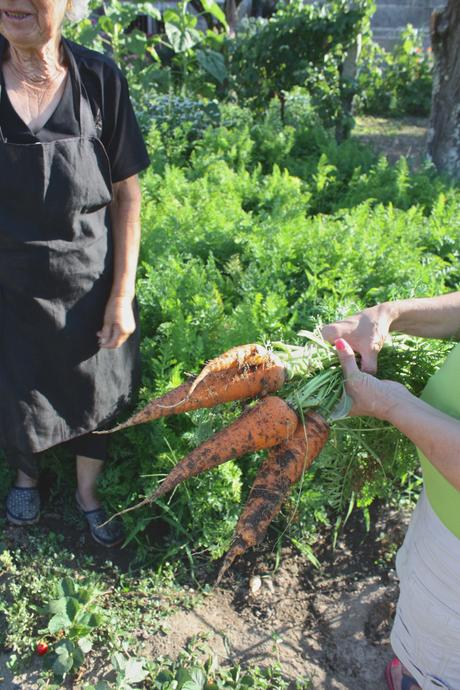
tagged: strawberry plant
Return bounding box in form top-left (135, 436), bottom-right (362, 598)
top-left (41, 576), bottom-right (106, 678)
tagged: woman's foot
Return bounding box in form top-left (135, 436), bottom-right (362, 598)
top-left (75, 457), bottom-right (124, 547)
top-left (6, 486), bottom-right (40, 525)
top-left (385, 658), bottom-right (421, 690)
top-left (76, 491), bottom-right (124, 548)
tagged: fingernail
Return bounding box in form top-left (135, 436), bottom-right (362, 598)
top-left (335, 339), bottom-right (346, 351)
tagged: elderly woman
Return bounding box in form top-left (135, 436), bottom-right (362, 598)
top-left (323, 292), bottom-right (460, 690)
top-left (0, 0), bottom-right (150, 546)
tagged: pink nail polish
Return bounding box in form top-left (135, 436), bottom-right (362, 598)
top-left (335, 339), bottom-right (346, 351)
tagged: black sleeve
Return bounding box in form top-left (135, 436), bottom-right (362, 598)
top-left (99, 65), bottom-right (150, 183)
top-left (69, 42), bottom-right (150, 183)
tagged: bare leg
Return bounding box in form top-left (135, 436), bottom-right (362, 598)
top-left (15, 469), bottom-right (38, 489)
top-left (76, 455), bottom-right (103, 511)
top-left (75, 455), bottom-right (124, 547)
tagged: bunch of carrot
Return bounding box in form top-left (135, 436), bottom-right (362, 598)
top-left (99, 338), bottom-right (340, 580)
top-left (100, 330), bottom-right (454, 580)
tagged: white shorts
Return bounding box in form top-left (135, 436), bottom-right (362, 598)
top-left (391, 490), bottom-right (460, 690)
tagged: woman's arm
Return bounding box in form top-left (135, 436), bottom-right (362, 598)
top-left (335, 338), bottom-right (460, 492)
top-left (321, 292), bottom-right (460, 373)
top-left (98, 174), bottom-right (142, 350)
top-left (386, 292), bottom-right (460, 339)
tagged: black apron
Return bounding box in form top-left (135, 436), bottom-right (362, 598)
top-left (0, 40), bottom-right (140, 465)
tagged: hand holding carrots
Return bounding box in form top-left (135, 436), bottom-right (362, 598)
top-left (334, 338), bottom-right (407, 420)
top-left (321, 304), bottom-right (394, 374)
top-left (101, 331), bottom-right (428, 579)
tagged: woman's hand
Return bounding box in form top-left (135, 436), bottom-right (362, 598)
top-left (335, 340), bottom-right (460, 492)
top-left (98, 295), bottom-right (136, 349)
top-left (321, 304), bottom-right (393, 374)
top-left (334, 338), bottom-right (407, 420)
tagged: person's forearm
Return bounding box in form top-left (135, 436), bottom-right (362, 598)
top-left (378, 292), bottom-right (460, 340)
top-left (109, 176), bottom-right (142, 300)
top-left (384, 386), bottom-right (460, 491)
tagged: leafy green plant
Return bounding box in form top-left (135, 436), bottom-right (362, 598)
top-left (158, 0), bottom-right (228, 97)
top-left (147, 95), bottom-right (221, 167)
top-left (356, 25), bottom-right (433, 116)
top-left (65, 0), bottom-right (227, 126)
top-left (110, 652), bottom-right (149, 690)
top-left (227, 0), bottom-right (374, 135)
top-left (108, 636), bottom-right (312, 690)
top-left (40, 576), bottom-right (106, 678)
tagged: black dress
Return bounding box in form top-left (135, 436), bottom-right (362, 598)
top-left (0, 37), bottom-right (150, 478)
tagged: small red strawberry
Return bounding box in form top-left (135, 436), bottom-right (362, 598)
top-left (36, 641), bottom-right (49, 656)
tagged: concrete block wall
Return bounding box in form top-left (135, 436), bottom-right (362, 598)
top-left (370, 0), bottom-right (444, 49)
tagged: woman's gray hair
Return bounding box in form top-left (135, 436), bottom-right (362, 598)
top-left (66, 0), bottom-right (91, 22)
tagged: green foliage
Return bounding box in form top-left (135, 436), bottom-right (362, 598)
top-left (64, 0), bottom-right (228, 128)
top-left (356, 26), bottom-right (433, 117)
top-left (64, 1), bottom-right (162, 113)
top-left (147, 96), bottom-right (221, 165)
top-left (0, 533), bottom-right (197, 678)
top-left (41, 576), bottom-right (105, 678)
top-left (144, 98), bottom-right (447, 215)
top-left (160, 0), bottom-right (228, 96)
top-left (102, 636), bottom-right (311, 690)
top-left (227, 0), bottom-right (374, 133)
top-left (113, 118), bottom-right (460, 563)
top-left (110, 652), bottom-right (149, 690)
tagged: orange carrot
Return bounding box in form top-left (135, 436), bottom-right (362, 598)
top-left (187, 344), bottom-right (275, 398)
top-left (216, 411), bottom-right (329, 584)
top-left (109, 396), bottom-right (299, 518)
top-left (97, 347), bottom-right (286, 434)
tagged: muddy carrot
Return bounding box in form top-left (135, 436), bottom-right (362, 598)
top-left (97, 349), bottom-right (286, 434)
top-left (216, 411), bottom-right (330, 584)
top-left (108, 396), bottom-right (299, 519)
top-left (187, 344), bottom-right (276, 398)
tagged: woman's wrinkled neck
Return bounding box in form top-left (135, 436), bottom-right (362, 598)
top-left (5, 34), bottom-right (64, 84)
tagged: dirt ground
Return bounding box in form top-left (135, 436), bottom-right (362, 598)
top-left (143, 504), bottom-right (409, 689)
top-left (353, 115), bottom-right (429, 167)
top-left (0, 501), bottom-right (411, 690)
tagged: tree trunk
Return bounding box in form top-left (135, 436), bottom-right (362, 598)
top-left (335, 34), bottom-right (362, 143)
top-left (428, 0), bottom-right (460, 176)
top-left (225, 0), bottom-right (238, 37)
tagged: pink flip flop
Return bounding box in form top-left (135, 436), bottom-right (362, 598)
top-left (385, 658), bottom-right (421, 690)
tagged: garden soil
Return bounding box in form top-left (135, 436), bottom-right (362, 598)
top-left (0, 502), bottom-right (410, 690)
top-left (353, 116), bottom-right (429, 167)
top-left (141, 502), bottom-right (409, 689)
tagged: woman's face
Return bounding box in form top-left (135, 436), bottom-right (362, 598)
top-left (0, 0), bottom-right (67, 49)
